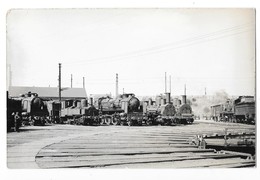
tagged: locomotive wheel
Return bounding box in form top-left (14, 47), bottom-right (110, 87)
top-left (146, 120), bottom-right (153, 126)
top-left (120, 121), bottom-right (125, 126)
top-left (105, 117), bottom-right (111, 125)
top-left (100, 117), bottom-right (106, 125)
top-left (127, 120), bottom-right (133, 126)
top-left (137, 120), bottom-right (143, 126)
top-left (165, 120), bottom-right (172, 126)
top-left (111, 118), bottom-right (119, 125)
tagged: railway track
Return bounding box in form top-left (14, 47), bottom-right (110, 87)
top-left (7, 120), bottom-right (255, 168)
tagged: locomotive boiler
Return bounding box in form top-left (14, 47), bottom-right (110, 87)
top-left (20, 92), bottom-right (49, 125)
top-left (175, 95), bottom-right (194, 124)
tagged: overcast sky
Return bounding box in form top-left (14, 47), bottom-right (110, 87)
top-left (6, 9), bottom-right (255, 96)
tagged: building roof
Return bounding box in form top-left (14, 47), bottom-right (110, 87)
top-left (8, 86), bottom-right (87, 99)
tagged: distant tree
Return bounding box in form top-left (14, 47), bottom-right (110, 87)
top-left (203, 107), bottom-right (210, 114)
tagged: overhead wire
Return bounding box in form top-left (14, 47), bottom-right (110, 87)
top-left (63, 22), bottom-right (254, 66)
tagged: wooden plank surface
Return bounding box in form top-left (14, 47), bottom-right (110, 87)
top-left (7, 120), bottom-right (256, 168)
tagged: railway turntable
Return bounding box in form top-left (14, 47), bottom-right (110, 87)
top-left (7, 120), bottom-right (255, 168)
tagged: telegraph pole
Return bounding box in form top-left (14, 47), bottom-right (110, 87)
top-left (83, 77), bottom-right (85, 89)
top-left (71, 74), bottom-right (73, 88)
top-left (58, 63), bottom-right (61, 102)
top-left (116, 73), bottom-right (118, 97)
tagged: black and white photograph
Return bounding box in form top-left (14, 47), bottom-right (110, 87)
top-left (4, 6), bottom-right (257, 172)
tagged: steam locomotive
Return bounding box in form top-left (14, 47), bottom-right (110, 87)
top-left (7, 91), bottom-right (61, 128)
top-left (94, 93), bottom-right (143, 126)
top-left (58, 93), bottom-right (143, 126)
top-left (234, 96), bottom-right (255, 124)
top-left (143, 93), bottom-right (194, 125)
top-left (7, 90), bottom-right (194, 127)
top-left (210, 96), bottom-right (255, 124)
top-left (19, 92), bottom-right (49, 125)
top-left (60, 98), bottom-right (99, 125)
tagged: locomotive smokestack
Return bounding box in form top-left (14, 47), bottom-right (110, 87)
top-left (182, 84), bottom-right (186, 104)
top-left (116, 73), bottom-right (118, 97)
top-left (182, 95), bottom-right (187, 105)
top-left (182, 84), bottom-right (187, 104)
top-left (165, 72), bottom-right (167, 93)
top-left (166, 93), bottom-right (171, 104)
top-left (89, 97), bottom-right (93, 106)
top-left (148, 98), bottom-right (152, 106)
top-left (169, 75), bottom-right (171, 94)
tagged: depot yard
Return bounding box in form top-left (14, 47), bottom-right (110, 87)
top-left (7, 120), bottom-right (255, 168)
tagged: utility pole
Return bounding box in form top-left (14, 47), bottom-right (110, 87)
top-left (184, 84), bottom-right (186, 95)
top-left (58, 63), bottom-right (61, 102)
top-left (116, 73), bottom-right (118, 97)
top-left (7, 64), bottom-right (12, 91)
top-left (71, 74), bottom-right (73, 88)
top-left (165, 72), bottom-right (167, 93)
top-left (83, 77), bottom-right (85, 89)
top-left (169, 75), bottom-right (171, 94)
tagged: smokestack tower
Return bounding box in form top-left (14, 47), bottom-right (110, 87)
top-left (116, 73), bottom-right (118, 97)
